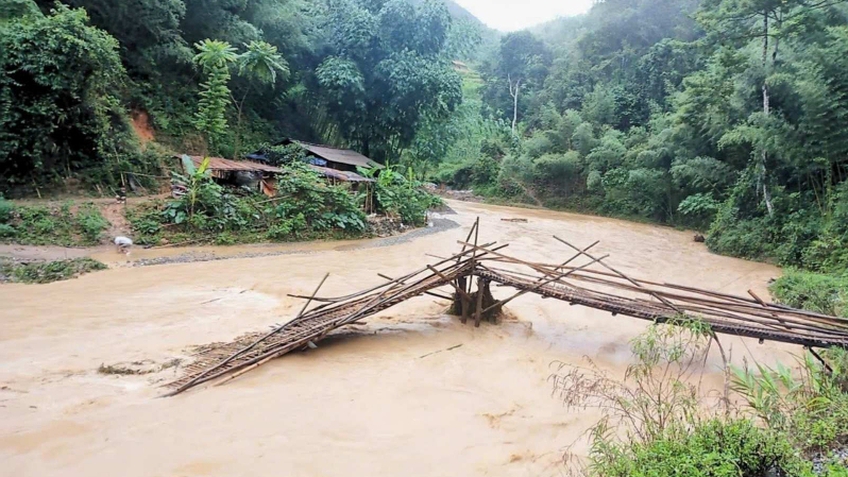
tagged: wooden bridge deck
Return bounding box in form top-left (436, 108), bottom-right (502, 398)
top-left (477, 269), bottom-right (848, 349)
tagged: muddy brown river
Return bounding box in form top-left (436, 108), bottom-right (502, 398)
top-left (0, 200), bottom-right (796, 476)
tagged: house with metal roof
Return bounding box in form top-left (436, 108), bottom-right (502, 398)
top-left (176, 155), bottom-right (282, 196)
top-left (281, 139), bottom-right (382, 172)
top-left (246, 139), bottom-right (382, 183)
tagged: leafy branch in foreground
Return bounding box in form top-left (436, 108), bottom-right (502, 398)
top-left (731, 350), bottom-right (848, 454)
top-left (550, 319), bottom-right (714, 447)
top-left (550, 319), bottom-right (848, 476)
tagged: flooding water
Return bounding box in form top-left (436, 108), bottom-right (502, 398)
top-left (0, 200), bottom-right (795, 476)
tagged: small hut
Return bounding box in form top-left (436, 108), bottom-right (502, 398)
top-left (176, 155), bottom-right (282, 196)
top-left (247, 139), bottom-right (382, 181)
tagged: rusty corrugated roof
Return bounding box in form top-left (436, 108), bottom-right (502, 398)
top-left (179, 155), bottom-right (282, 173)
top-left (309, 165), bottom-right (374, 183)
top-left (290, 141), bottom-right (382, 170)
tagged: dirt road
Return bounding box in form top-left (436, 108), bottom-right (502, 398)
top-left (0, 200), bottom-right (791, 477)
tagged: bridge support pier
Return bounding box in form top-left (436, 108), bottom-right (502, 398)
top-left (449, 276), bottom-right (499, 326)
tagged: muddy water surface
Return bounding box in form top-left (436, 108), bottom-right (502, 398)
top-left (1, 201), bottom-right (793, 476)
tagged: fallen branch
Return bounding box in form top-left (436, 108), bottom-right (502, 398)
top-left (419, 344), bottom-right (463, 359)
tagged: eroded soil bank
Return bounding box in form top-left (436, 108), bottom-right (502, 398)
top-left (0, 200), bottom-right (794, 477)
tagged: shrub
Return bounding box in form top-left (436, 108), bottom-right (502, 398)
top-left (253, 143), bottom-right (307, 166)
top-left (769, 269), bottom-right (848, 318)
top-left (535, 152), bottom-right (581, 182)
top-left (498, 154), bottom-right (535, 188)
top-left (277, 162), bottom-right (367, 232)
top-left (8, 258), bottom-right (107, 284)
top-left (677, 193), bottom-right (720, 229)
top-left (731, 351), bottom-right (848, 455)
top-left (75, 204), bottom-right (110, 244)
top-left (214, 231), bottom-right (236, 245)
top-left (0, 223), bottom-right (15, 237)
top-left (707, 208), bottom-right (773, 261)
top-left (591, 419), bottom-right (807, 477)
top-left (0, 197), bottom-right (13, 223)
top-left (362, 163), bottom-right (441, 226)
top-left (130, 160), bottom-right (370, 244)
top-left (552, 320), bottom-right (713, 447)
top-left (523, 131), bottom-right (554, 158)
top-left (265, 215), bottom-right (305, 241)
top-left (554, 322), bottom-right (815, 477)
top-left (586, 170), bottom-right (603, 192)
top-left (1, 202), bottom-right (110, 246)
top-left (600, 167), bottom-right (670, 221)
top-left (470, 156), bottom-right (500, 186)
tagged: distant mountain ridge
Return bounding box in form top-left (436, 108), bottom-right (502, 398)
top-left (404, 0), bottom-right (485, 27)
top-left (409, 0), bottom-right (498, 61)
top-left (442, 0), bottom-right (485, 27)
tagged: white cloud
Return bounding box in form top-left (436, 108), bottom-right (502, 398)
top-left (453, 0), bottom-right (595, 31)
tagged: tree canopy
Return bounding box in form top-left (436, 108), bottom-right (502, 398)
top-left (0, 4), bottom-right (136, 189)
top-left (314, 0), bottom-right (462, 161)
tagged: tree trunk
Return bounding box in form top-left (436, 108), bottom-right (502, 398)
top-left (362, 139), bottom-right (370, 162)
top-left (760, 13), bottom-right (774, 217)
top-left (508, 75), bottom-right (521, 135)
top-left (773, 12), bottom-right (783, 64)
top-left (232, 90), bottom-right (249, 161)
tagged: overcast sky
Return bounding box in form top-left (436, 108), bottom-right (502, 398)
top-left (454, 0), bottom-right (595, 31)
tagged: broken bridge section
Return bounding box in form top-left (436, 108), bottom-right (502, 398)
top-left (164, 220), bottom-right (848, 396)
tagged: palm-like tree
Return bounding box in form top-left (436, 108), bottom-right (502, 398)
top-left (192, 39), bottom-right (238, 72)
top-left (191, 39), bottom-right (289, 158)
top-left (238, 41), bottom-right (289, 85)
top-left (232, 41), bottom-right (289, 158)
top-left (192, 40), bottom-right (237, 153)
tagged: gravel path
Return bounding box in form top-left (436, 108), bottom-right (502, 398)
top-left (131, 217), bottom-right (460, 268)
top-left (811, 447), bottom-right (848, 475)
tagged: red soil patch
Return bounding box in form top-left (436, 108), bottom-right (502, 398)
top-left (131, 110), bottom-right (155, 144)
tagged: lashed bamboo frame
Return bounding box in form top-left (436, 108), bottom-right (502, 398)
top-left (163, 221), bottom-right (848, 396)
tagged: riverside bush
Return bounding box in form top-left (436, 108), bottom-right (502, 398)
top-left (591, 419), bottom-right (808, 477)
top-left (0, 257), bottom-right (107, 284)
top-left (0, 201), bottom-right (110, 246)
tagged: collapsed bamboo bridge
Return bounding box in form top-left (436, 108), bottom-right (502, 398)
top-left (163, 220), bottom-right (848, 396)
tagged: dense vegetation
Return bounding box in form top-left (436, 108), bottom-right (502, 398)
top-left (127, 157), bottom-right (438, 245)
top-left (0, 198), bottom-right (110, 246)
top-left (446, 0), bottom-right (848, 273)
top-left (0, 0), bottom-right (469, 195)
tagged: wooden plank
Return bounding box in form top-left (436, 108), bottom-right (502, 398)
top-left (474, 277), bottom-right (484, 327)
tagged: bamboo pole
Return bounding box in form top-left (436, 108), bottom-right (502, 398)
top-left (162, 273), bottom-right (329, 397)
top-left (377, 273), bottom-right (453, 301)
top-left (167, 238), bottom-right (848, 397)
top-left (474, 277), bottom-right (485, 327)
top-left (480, 254), bottom-right (610, 316)
top-left (553, 235), bottom-right (682, 313)
top-left (483, 265), bottom-right (848, 336)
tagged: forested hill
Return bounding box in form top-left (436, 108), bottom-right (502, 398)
top-left (0, 0), bottom-right (485, 194)
top-left (442, 0), bottom-right (848, 282)
top-left (3, 0), bottom-right (848, 284)
top-left (437, 0), bottom-right (484, 26)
